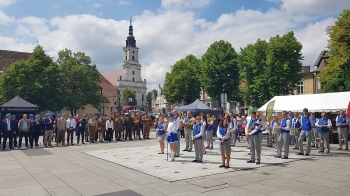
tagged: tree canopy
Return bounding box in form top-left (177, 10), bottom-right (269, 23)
top-left (121, 88), bottom-right (137, 106)
top-left (146, 89), bottom-right (157, 109)
top-left (163, 54), bottom-right (201, 105)
top-left (320, 9), bottom-right (350, 92)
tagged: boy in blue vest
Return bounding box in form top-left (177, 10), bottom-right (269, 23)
top-left (275, 111), bottom-right (291, 159)
top-left (315, 112), bottom-right (332, 154)
top-left (246, 112), bottom-right (263, 165)
top-left (336, 110), bottom-right (348, 150)
top-left (192, 116), bottom-right (204, 162)
top-left (291, 113), bottom-right (301, 150)
top-left (297, 108), bottom-right (313, 156)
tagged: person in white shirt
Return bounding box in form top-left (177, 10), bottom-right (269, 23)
top-left (200, 116), bottom-right (207, 154)
top-left (336, 110), bottom-right (349, 150)
top-left (105, 116), bottom-right (114, 142)
top-left (246, 112), bottom-right (263, 164)
top-left (275, 111), bottom-right (291, 159)
top-left (66, 114), bottom-right (76, 146)
top-left (192, 117), bottom-right (205, 162)
top-left (166, 113), bottom-right (179, 161)
top-left (172, 110), bottom-right (181, 157)
top-left (217, 116), bottom-right (232, 168)
top-left (315, 112), bottom-right (332, 154)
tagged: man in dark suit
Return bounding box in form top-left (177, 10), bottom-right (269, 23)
top-left (12, 114), bottom-right (19, 147)
top-left (2, 113), bottom-right (16, 150)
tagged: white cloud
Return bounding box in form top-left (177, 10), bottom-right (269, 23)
top-left (277, 0), bottom-right (350, 15)
top-left (94, 3), bottom-right (102, 8)
top-left (0, 0), bottom-right (16, 7)
top-left (0, 11), bottom-right (15, 24)
top-left (0, 5), bottom-right (336, 91)
top-left (119, 1), bottom-right (130, 6)
top-left (161, 0), bottom-right (212, 9)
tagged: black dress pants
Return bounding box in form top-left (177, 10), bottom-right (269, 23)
top-left (2, 131), bottom-right (14, 149)
top-left (18, 131), bottom-right (29, 147)
top-left (125, 127), bottom-right (132, 140)
top-left (106, 128), bottom-right (113, 141)
top-left (77, 129), bottom-right (85, 144)
top-left (67, 129), bottom-right (74, 144)
top-left (29, 131), bottom-right (40, 147)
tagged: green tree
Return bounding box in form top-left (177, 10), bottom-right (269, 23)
top-left (201, 40), bottom-right (240, 103)
top-left (0, 45), bottom-right (61, 111)
top-left (122, 89), bottom-right (137, 106)
top-left (56, 49), bottom-right (102, 114)
top-left (146, 89), bottom-right (157, 109)
top-left (239, 32), bottom-right (303, 107)
top-left (320, 9), bottom-right (350, 92)
top-left (163, 54), bottom-right (201, 104)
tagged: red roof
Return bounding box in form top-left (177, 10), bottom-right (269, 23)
top-left (101, 70), bottom-right (123, 86)
top-left (100, 74), bottom-right (118, 97)
top-left (0, 50), bottom-right (31, 71)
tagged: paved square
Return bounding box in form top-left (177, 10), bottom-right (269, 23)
top-left (85, 144), bottom-right (313, 182)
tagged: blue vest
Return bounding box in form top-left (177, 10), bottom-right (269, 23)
top-left (317, 118), bottom-right (330, 133)
top-left (193, 123), bottom-right (202, 140)
top-left (183, 116), bottom-right (191, 123)
top-left (157, 122), bottom-right (165, 136)
top-left (218, 126), bottom-right (229, 141)
top-left (301, 115), bottom-right (311, 131)
top-left (292, 118), bottom-right (301, 129)
top-left (337, 115), bottom-right (347, 125)
top-left (249, 119), bottom-right (261, 135)
top-left (207, 122), bottom-right (213, 131)
top-left (312, 117), bottom-right (317, 128)
top-left (271, 120), bottom-right (275, 128)
top-left (280, 119), bottom-right (289, 134)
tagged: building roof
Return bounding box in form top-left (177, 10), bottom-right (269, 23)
top-left (99, 74), bottom-right (118, 97)
top-left (101, 70), bottom-right (123, 86)
top-left (314, 50), bottom-right (330, 72)
top-left (0, 50), bottom-right (31, 71)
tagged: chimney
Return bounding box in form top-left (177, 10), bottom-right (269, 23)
top-left (303, 66), bottom-right (310, 73)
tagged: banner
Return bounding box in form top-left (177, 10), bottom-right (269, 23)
top-left (347, 101), bottom-right (350, 118)
top-left (266, 100), bottom-right (275, 118)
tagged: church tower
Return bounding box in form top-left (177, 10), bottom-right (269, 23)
top-left (118, 19), bottom-right (147, 108)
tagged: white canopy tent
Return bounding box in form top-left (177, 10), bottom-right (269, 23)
top-left (258, 92), bottom-right (350, 113)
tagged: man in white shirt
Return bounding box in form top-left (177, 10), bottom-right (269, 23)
top-left (66, 114), bottom-right (76, 146)
top-left (173, 110), bottom-right (181, 157)
top-left (275, 111), bottom-right (291, 159)
top-left (316, 112), bottom-right (332, 154)
top-left (336, 110), bottom-right (349, 150)
top-left (246, 112), bottom-right (263, 165)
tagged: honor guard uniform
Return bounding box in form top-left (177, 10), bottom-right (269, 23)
top-left (275, 111), bottom-right (291, 159)
top-left (114, 114), bottom-right (124, 141)
top-left (12, 115), bottom-right (19, 147)
top-left (88, 114), bottom-right (97, 143)
top-left (246, 112), bottom-right (263, 164)
top-left (291, 114), bottom-right (301, 150)
top-left (297, 108), bottom-right (313, 156)
top-left (2, 113), bottom-right (15, 150)
top-left (192, 117), bottom-right (204, 162)
top-left (56, 114), bottom-right (67, 146)
top-left (142, 113), bottom-right (152, 139)
top-left (336, 110), bottom-right (349, 150)
top-left (183, 112), bottom-right (194, 152)
top-left (123, 113), bottom-right (134, 140)
top-left (315, 113), bottom-right (332, 154)
top-left (132, 112), bottom-right (141, 139)
top-left (76, 114), bottom-right (86, 144)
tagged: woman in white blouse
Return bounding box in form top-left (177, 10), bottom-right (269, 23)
top-left (105, 116), bottom-right (114, 142)
top-left (217, 116), bottom-right (232, 168)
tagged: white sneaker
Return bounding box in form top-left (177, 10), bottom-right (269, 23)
top-left (275, 149), bottom-right (277, 152)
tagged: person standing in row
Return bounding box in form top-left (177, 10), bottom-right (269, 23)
top-left (205, 114), bottom-right (214, 150)
top-left (84, 114), bottom-right (89, 142)
top-left (88, 114), bottom-right (97, 143)
top-left (132, 112), bottom-right (141, 140)
top-left (166, 113), bottom-right (179, 161)
top-left (18, 114), bottom-right (31, 149)
top-left (316, 112), bottom-right (332, 154)
top-left (217, 116), bottom-right (232, 168)
top-left (105, 116), bottom-right (114, 142)
top-left (66, 114), bottom-right (76, 145)
top-left (12, 115), bottom-right (19, 147)
top-left (2, 113), bottom-right (16, 150)
top-left (246, 112), bottom-right (263, 164)
top-left (114, 114), bottom-right (123, 141)
top-left (156, 116), bottom-right (166, 154)
top-left (56, 113), bottom-right (66, 146)
top-left (173, 110), bottom-right (181, 157)
top-left (336, 110), bottom-right (348, 150)
top-left (292, 113), bottom-right (301, 150)
top-left (97, 115), bottom-right (106, 142)
top-left (142, 113), bottom-right (151, 139)
top-left (275, 111), bottom-right (291, 159)
top-left (44, 113), bottom-right (54, 147)
top-left (265, 117), bottom-right (272, 147)
top-left (124, 113), bottom-right (133, 141)
top-left (77, 114), bottom-right (86, 144)
top-left (192, 116), bottom-right (204, 162)
top-left (297, 108), bottom-right (313, 156)
top-left (30, 115), bottom-right (41, 148)
top-left (183, 111), bottom-right (194, 152)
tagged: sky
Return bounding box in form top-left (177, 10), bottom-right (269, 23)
top-left (0, 0), bottom-right (349, 91)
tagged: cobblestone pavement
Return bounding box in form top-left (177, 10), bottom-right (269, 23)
top-left (1, 131), bottom-right (350, 196)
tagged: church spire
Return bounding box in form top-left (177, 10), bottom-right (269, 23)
top-left (126, 18), bottom-right (136, 47)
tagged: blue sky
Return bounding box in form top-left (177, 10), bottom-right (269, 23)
top-left (0, 0), bottom-right (349, 90)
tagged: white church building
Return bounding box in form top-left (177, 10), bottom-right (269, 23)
top-left (102, 20), bottom-right (147, 109)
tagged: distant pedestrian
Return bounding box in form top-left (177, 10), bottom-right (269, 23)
top-left (18, 114), bottom-right (31, 149)
top-left (66, 114), bottom-right (76, 145)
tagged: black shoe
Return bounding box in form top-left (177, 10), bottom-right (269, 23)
top-left (256, 162), bottom-right (260, 165)
top-left (225, 166), bottom-right (230, 168)
top-left (10, 147), bottom-right (14, 149)
top-left (82, 142), bottom-right (85, 144)
top-left (192, 159), bottom-right (198, 162)
top-left (293, 147), bottom-right (298, 150)
top-left (266, 145), bottom-right (270, 147)
top-left (318, 150), bottom-right (324, 153)
top-left (205, 147), bottom-right (209, 149)
top-left (282, 156), bottom-right (288, 159)
top-left (210, 147), bottom-right (213, 150)
top-left (183, 149), bottom-right (188, 151)
top-left (296, 153), bottom-right (304, 155)
top-left (147, 137), bottom-right (150, 139)
top-left (188, 150), bottom-right (192, 152)
top-left (71, 143), bottom-right (74, 145)
top-left (219, 165), bottom-right (225, 168)
top-left (274, 156), bottom-right (282, 158)
top-left (2, 148), bottom-right (5, 150)
top-left (197, 160), bottom-right (203, 163)
top-left (175, 155), bottom-right (180, 157)
top-left (247, 160), bottom-right (255, 163)
top-left (305, 153), bottom-right (309, 156)
top-left (129, 139), bottom-right (133, 141)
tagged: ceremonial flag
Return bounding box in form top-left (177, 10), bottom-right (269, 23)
top-left (347, 101), bottom-right (350, 118)
top-left (266, 100), bottom-right (275, 118)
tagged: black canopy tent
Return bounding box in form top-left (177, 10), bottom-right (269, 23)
top-left (0, 95), bottom-right (39, 115)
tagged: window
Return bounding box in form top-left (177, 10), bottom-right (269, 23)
top-left (133, 51), bottom-right (135, 53)
top-left (132, 78), bottom-right (134, 82)
top-left (297, 81), bottom-right (304, 94)
top-left (125, 56), bottom-right (127, 60)
top-left (132, 56), bottom-right (134, 60)
top-left (132, 71), bottom-right (134, 75)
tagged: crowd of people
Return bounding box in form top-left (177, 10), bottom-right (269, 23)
top-left (0, 111), bottom-right (153, 150)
